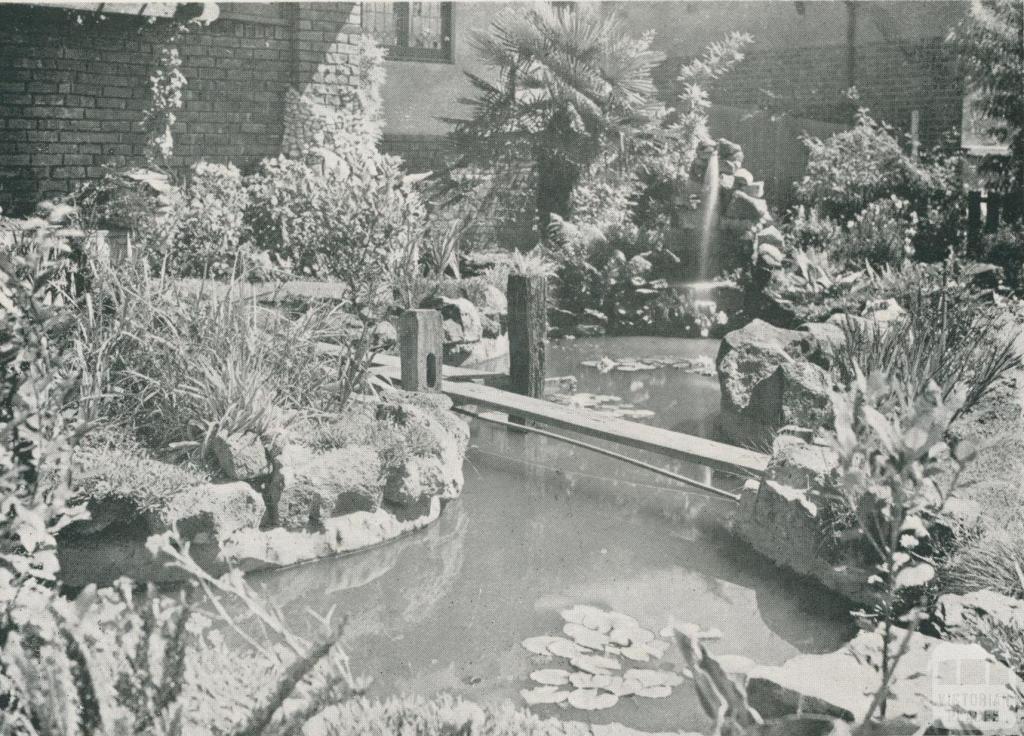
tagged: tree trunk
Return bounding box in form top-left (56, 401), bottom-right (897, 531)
top-left (535, 150), bottom-right (580, 239)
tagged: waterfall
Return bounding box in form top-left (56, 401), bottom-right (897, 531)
top-left (695, 149), bottom-right (720, 292)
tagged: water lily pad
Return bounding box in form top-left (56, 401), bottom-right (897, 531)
top-left (605, 612), bottom-right (639, 630)
top-left (547, 638), bottom-right (587, 659)
top-left (521, 686), bottom-right (569, 705)
top-left (608, 628), bottom-right (633, 646)
top-left (582, 611), bottom-right (614, 634)
top-left (636, 685), bottom-right (673, 699)
top-left (571, 672), bottom-right (616, 690)
top-left (619, 645), bottom-right (651, 662)
top-left (571, 653), bottom-right (620, 674)
top-left (626, 627), bottom-right (655, 643)
top-left (561, 604), bottom-right (606, 626)
top-left (569, 671), bottom-right (595, 689)
top-left (567, 688), bottom-right (618, 710)
top-left (530, 669), bottom-right (571, 686)
top-left (623, 669), bottom-right (683, 688)
top-left (564, 622), bottom-right (610, 650)
top-left (606, 678), bottom-right (642, 697)
top-left (522, 636), bottom-right (562, 655)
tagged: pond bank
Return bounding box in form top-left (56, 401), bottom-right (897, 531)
top-left (58, 389), bottom-right (470, 587)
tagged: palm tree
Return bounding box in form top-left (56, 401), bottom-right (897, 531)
top-left (455, 3), bottom-right (665, 234)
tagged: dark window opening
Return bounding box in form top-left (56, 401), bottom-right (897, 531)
top-left (362, 2), bottom-right (453, 63)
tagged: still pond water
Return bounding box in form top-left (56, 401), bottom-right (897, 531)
top-left (251, 336), bottom-right (854, 733)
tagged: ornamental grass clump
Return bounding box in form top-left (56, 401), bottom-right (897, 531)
top-left (73, 260), bottom-right (351, 458)
top-left (833, 278), bottom-right (1022, 420)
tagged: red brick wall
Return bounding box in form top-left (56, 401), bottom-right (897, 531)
top-left (0, 3), bottom-right (361, 216)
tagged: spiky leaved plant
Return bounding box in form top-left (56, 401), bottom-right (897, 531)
top-left (456, 2), bottom-right (664, 231)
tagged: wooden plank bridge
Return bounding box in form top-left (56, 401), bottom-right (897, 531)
top-left (369, 355), bottom-right (769, 482)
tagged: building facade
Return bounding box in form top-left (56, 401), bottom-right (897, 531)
top-left (0, 1), bottom-right (969, 216)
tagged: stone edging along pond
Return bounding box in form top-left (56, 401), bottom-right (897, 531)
top-left (57, 390), bottom-right (470, 588)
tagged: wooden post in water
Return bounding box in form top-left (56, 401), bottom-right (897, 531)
top-left (398, 309), bottom-right (443, 392)
top-left (507, 274), bottom-right (547, 425)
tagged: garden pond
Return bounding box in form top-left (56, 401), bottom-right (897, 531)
top-left (246, 336), bottom-right (855, 733)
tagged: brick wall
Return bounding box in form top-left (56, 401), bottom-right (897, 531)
top-left (0, 2), bottom-right (361, 216)
top-left (700, 39), bottom-right (963, 145)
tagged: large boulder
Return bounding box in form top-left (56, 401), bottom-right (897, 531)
top-left (735, 434), bottom-right (875, 603)
top-left (146, 480), bottom-right (265, 541)
top-left (747, 628), bottom-right (1020, 732)
top-left (268, 444), bottom-right (383, 531)
top-left (718, 319), bottom-right (835, 432)
top-left (717, 319), bottom-right (806, 415)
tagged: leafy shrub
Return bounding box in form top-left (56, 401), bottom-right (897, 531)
top-left (981, 223), bottom-right (1024, 293)
top-left (159, 162), bottom-right (254, 279)
top-left (828, 373), bottom-right (976, 720)
top-left (952, 0), bottom-right (1024, 200)
top-left (245, 156), bottom-right (423, 309)
top-left (1, 225), bottom-right (88, 620)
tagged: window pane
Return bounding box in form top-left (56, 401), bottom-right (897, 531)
top-left (409, 2), bottom-right (446, 50)
top-left (363, 2), bottom-right (400, 47)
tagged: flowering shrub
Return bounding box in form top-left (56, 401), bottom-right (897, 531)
top-left (783, 206), bottom-right (844, 254)
top-left (796, 108), bottom-right (963, 262)
top-left (836, 196), bottom-right (919, 267)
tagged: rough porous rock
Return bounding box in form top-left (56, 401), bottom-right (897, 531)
top-left (471, 283), bottom-right (507, 320)
top-left (756, 243), bottom-right (785, 269)
top-left (775, 360), bottom-right (834, 429)
top-left (717, 319), bottom-right (806, 415)
top-left (209, 432), bottom-right (271, 482)
top-left (937, 589), bottom-right (1024, 644)
top-left (223, 497), bottom-right (443, 571)
top-left (422, 296), bottom-right (484, 346)
top-left (269, 444), bottom-right (382, 531)
top-left (747, 628), bottom-right (1019, 731)
top-left (718, 320), bottom-right (836, 434)
top-left (756, 225), bottom-right (785, 248)
top-left (735, 434), bottom-right (876, 604)
top-left (146, 480), bottom-right (265, 541)
top-left (383, 456), bottom-right (456, 506)
top-left (798, 321), bottom-right (847, 370)
top-left (448, 334), bottom-right (509, 367)
top-left (725, 190), bottom-right (769, 222)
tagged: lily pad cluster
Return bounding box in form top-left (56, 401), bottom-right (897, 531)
top-left (546, 392), bottom-right (656, 420)
top-left (519, 605), bottom-right (684, 711)
top-left (579, 355), bottom-right (716, 376)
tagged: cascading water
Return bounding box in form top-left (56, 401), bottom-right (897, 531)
top-left (689, 146), bottom-right (721, 317)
